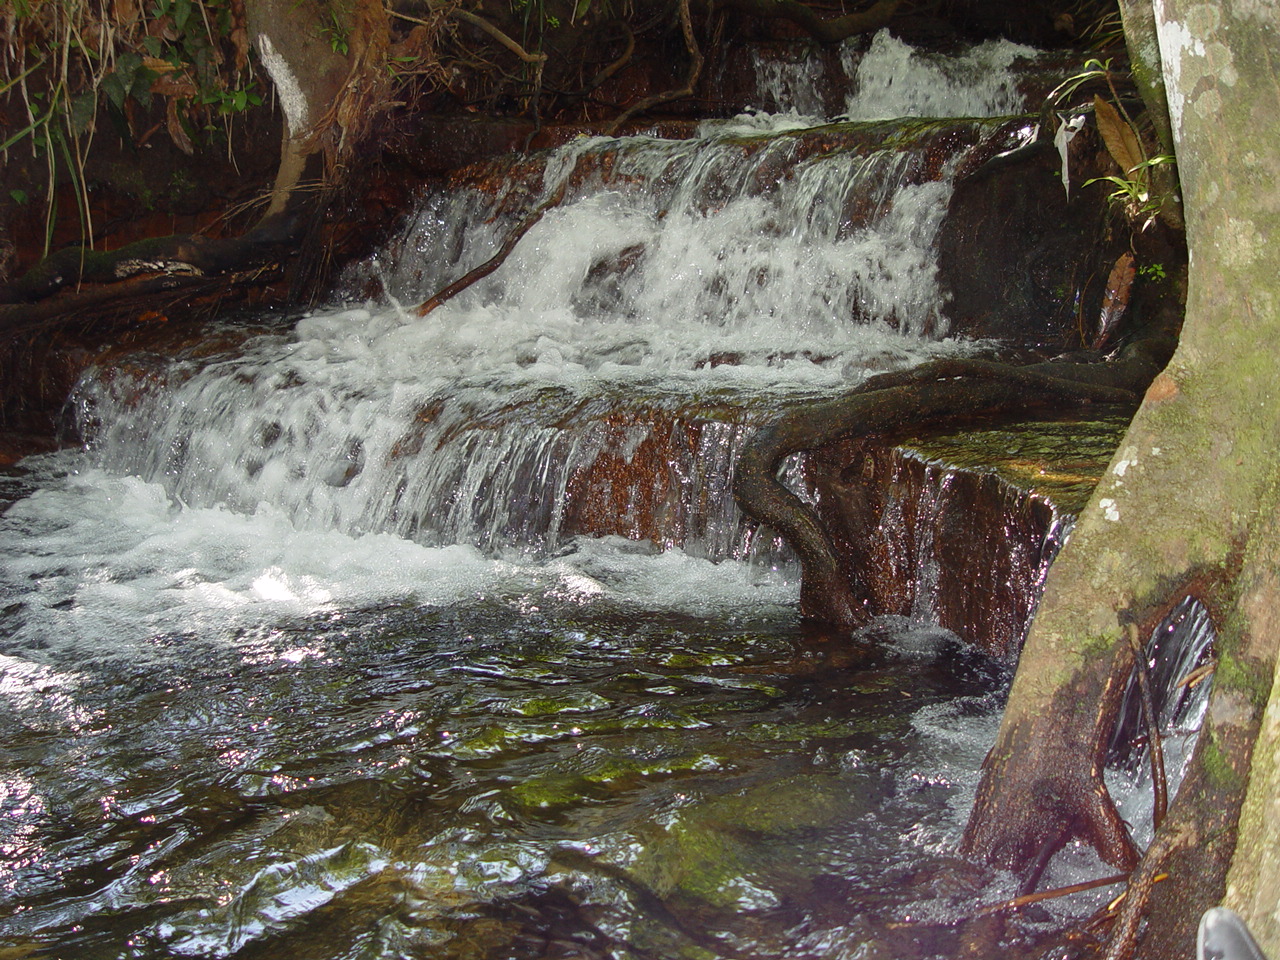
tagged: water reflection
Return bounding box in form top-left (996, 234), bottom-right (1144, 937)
top-left (0, 600), bottom-right (1005, 958)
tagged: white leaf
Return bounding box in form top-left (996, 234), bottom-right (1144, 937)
top-left (1054, 114), bottom-right (1087, 198)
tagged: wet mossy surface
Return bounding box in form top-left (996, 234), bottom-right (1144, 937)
top-left (899, 413), bottom-right (1133, 515)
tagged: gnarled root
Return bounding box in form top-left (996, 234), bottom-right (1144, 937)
top-left (732, 349), bottom-right (1169, 627)
top-left (961, 637), bottom-right (1140, 876)
top-left (1098, 674), bottom-right (1262, 960)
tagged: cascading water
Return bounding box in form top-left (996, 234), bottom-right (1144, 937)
top-left (0, 32), bottom-right (1109, 960)
top-left (67, 116), bottom-right (1018, 566)
top-left (1025, 598), bottom-right (1215, 922)
top-left (1108, 597), bottom-right (1216, 848)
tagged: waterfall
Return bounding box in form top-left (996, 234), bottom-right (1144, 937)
top-left (1108, 596), bottom-right (1217, 845)
top-left (68, 49), bottom-right (1043, 572)
top-left (0, 32), bottom-right (1123, 960)
top-left (745, 30), bottom-right (1045, 122)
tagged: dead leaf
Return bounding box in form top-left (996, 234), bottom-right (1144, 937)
top-left (150, 71), bottom-right (198, 98)
top-left (113, 0), bottom-right (142, 26)
top-left (1094, 95), bottom-right (1144, 179)
top-left (166, 97), bottom-right (194, 155)
top-left (147, 13), bottom-right (179, 42)
top-left (228, 0), bottom-right (251, 73)
top-left (1094, 251), bottom-right (1135, 349)
top-left (143, 55), bottom-right (180, 74)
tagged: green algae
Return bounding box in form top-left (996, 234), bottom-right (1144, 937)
top-left (743, 714), bottom-right (894, 742)
top-left (630, 773), bottom-right (869, 908)
top-left (501, 691), bottom-right (613, 717)
top-left (509, 751), bottom-right (726, 810)
top-left (899, 415), bottom-right (1132, 515)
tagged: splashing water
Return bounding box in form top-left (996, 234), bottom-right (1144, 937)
top-left (0, 33), bottom-right (1102, 960)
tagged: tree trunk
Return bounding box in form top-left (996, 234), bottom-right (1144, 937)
top-left (245, 0), bottom-right (390, 218)
top-left (962, 0), bottom-right (1280, 953)
top-left (1116, 0), bottom-right (1182, 227)
top-left (1218, 489), bottom-right (1280, 955)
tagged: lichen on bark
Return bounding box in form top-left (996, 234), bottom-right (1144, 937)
top-left (962, 0), bottom-right (1280, 953)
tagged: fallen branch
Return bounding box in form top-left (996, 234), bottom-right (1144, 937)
top-left (0, 232), bottom-right (288, 306)
top-left (1126, 622), bottom-right (1169, 830)
top-left (414, 178), bottom-right (569, 316)
top-left (977, 872), bottom-right (1130, 917)
top-left (1177, 661), bottom-right (1215, 689)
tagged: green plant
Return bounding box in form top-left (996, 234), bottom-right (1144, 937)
top-left (321, 8), bottom-right (351, 55)
top-left (1, 0), bottom-right (256, 255)
top-left (1047, 57), bottom-right (1122, 110)
top-left (513, 0), bottom-right (566, 52)
top-left (1087, 153), bottom-right (1174, 231)
top-left (1048, 57), bottom-right (1178, 231)
top-left (1137, 261), bottom-right (1166, 282)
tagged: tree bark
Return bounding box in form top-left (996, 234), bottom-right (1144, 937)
top-left (962, 1), bottom-right (1280, 953)
top-left (245, 0), bottom-right (391, 218)
top-left (1116, 0), bottom-right (1183, 228)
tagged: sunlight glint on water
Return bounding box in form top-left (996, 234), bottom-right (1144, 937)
top-left (0, 32), bottom-right (1092, 960)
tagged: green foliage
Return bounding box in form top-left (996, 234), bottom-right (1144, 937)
top-left (1086, 154), bottom-right (1175, 230)
top-left (1, 0), bottom-right (258, 253)
top-left (199, 82), bottom-right (264, 115)
top-left (512, 0), bottom-right (567, 51)
top-left (1047, 57), bottom-right (1117, 108)
top-left (320, 7), bottom-right (351, 55)
top-left (1048, 56), bottom-right (1178, 232)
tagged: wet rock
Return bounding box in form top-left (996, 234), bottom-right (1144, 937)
top-left (631, 773), bottom-right (870, 909)
top-left (809, 417), bottom-right (1129, 658)
top-left (937, 124), bottom-right (1126, 346)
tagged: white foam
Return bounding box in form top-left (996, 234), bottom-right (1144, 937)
top-left (744, 29), bottom-right (1039, 122)
top-left (0, 465), bottom-right (797, 664)
top-left (844, 32), bottom-right (1038, 121)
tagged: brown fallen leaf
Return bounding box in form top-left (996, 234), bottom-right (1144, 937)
top-left (1095, 95), bottom-right (1145, 179)
top-left (1094, 250), bottom-right (1135, 349)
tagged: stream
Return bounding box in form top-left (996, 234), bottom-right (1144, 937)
top-left (0, 31), bottom-right (1204, 959)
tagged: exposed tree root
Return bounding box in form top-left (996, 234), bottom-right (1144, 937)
top-left (1098, 660), bottom-right (1262, 960)
top-left (604, 0), bottom-right (703, 135)
top-left (1101, 821), bottom-right (1192, 960)
top-left (446, 8), bottom-right (548, 65)
top-left (414, 178), bottom-right (569, 316)
top-left (960, 634), bottom-right (1142, 875)
top-left (732, 342), bottom-right (1171, 626)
